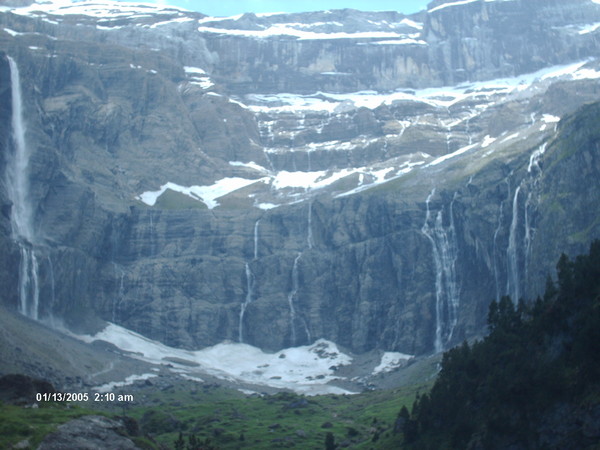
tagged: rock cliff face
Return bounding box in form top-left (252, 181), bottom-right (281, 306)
top-left (1, 0), bottom-right (600, 356)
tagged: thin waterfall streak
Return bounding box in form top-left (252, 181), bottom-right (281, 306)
top-left (422, 189), bottom-right (443, 353)
top-left (31, 252), bottom-right (39, 320)
top-left (239, 263), bottom-right (254, 343)
top-left (493, 201), bottom-right (504, 302)
top-left (18, 247), bottom-right (29, 315)
top-left (253, 219), bottom-right (260, 260)
top-left (287, 253), bottom-right (302, 346)
top-left (307, 202), bottom-right (314, 249)
top-left (47, 255), bottom-right (56, 315)
top-left (506, 186), bottom-right (521, 303)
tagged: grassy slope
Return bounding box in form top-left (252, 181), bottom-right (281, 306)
top-left (0, 371), bottom-right (433, 449)
top-left (0, 402), bottom-right (102, 449)
top-left (123, 374), bottom-right (433, 449)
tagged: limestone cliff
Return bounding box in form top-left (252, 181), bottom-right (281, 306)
top-left (1, 0), bottom-right (599, 356)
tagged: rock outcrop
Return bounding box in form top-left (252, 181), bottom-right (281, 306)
top-left (37, 416), bottom-right (141, 450)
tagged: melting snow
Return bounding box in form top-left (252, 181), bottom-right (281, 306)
top-left (481, 135), bottom-right (496, 148)
top-left (428, 143), bottom-right (477, 166)
top-left (137, 178), bottom-right (267, 209)
top-left (243, 60), bottom-right (600, 115)
top-left (579, 22), bottom-right (600, 34)
top-left (429, 0), bottom-right (516, 13)
top-left (78, 323), bottom-right (354, 395)
top-left (3, 28), bottom-right (22, 36)
top-left (542, 114), bottom-right (560, 123)
top-left (373, 352), bottom-right (413, 375)
top-left (229, 161), bottom-right (270, 173)
top-left (197, 23), bottom-right (418, 41)
top-left (10, 0), bottom-right (188, 19)
top-left (93, 373), bottom-right (157, 393)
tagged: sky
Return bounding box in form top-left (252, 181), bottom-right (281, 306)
top-left (139, 0), bottom-right (432, 17)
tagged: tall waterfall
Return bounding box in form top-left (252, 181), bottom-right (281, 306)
top-left (239, 219), bottom-right (261, 342)
top-left (524, 143), bottom-right (547, 277)
top-left (5, 56), bottom-right (40, 320)
top-left (253, 219), bottom-right (260, 260)
top-left (287, 253), bottom-right (302, 346)
top-left (239, 263), bottom-right (255, 343)
top-left (422, 189), bottom-right (460, 353)
top-left (307, 202), bottom-right (314, 249)
top-left (506, 186), bottom-right (521, 303)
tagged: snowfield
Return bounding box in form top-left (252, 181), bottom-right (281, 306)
top-left (78, 323), bottom-right (355, 395)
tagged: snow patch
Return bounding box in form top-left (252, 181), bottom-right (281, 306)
top-left (542, 114), bottom-right (560, 123)
top-left (198, 23), bottom-right (416, 41)
top-left (229, 161), bottom-right (270, 173)
top-left (77, 324), bottom-right (354, 395)
top-left (137, 178), bottom-right (267, 209)
top-left (579, 22), bottom-right (600, 34)
top-left (428, 143), bottom-right (477, 166)
top-left (429, 0), bottom-right (516, 13)
top-left (481, 135), bottom-right (496, 148)
top-left (93, 373), bottom-right (157, 393)
top-left (373, 352), bottom-right (413, 375)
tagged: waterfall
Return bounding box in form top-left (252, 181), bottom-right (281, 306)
top-left (287, 253), bottom-right (302, 346)
top-left (239, 219), bottom-right (261, 342)
top-left (307, 202), bottom-right (314, 249)
top-left (522, 142), bottom-right (547, 282)
top-left (493, 199), bottom-right (505, 302)
top-left (466, 117), bottom-right (473, 145)
top-left (47, 255), bottom-right (56, 320)
top-left (253, 219), bottom-right (260, 260)
top-left (528, 143), bottom-right (547, 174)
top-left (506, 186), bottom-right (521, 303)
top-left (239, 263), bottom-right (255, 343)
top-left (113, 264), bottom-right (125, 323)
top-left (422, 189), bottom-right (460, 353)
top-left (18, 247), bottom-right (40, 319)
top-left (5, 56), bottom-right (40, 320)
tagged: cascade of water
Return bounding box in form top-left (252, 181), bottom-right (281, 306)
top-left (307, 202), bottom-right (314, 249)
top-left (6, 56), bottom-right (40, 320)
top-left (519, 142), bottom-right (548, 282)
top-left (422, 189), bottom-right (460, 353)
top-left (47, 255), bottom-right (56, 318)
top-left (446, 125), bottom-right (452, 153)
top-left (239, 263), bottom-right (255, 343)
top-left (506, 186), bottom-right (521, 303)
top-left (466, 117), bottom-right (473, 145)
top-left (253, 219), bottom-right (260, 260)
top-left (113, 264), bottom-right (125, 323)
top-left (6, 57), bottom-right (33, 241)
top-left (493, 199), bottom-right (505, 302)
top-left (446, 194), bottom-right (459, 340)
top-left (264, 149), bottom-right (275, 172)
top-left (422, 190), bottom-right (443, 353)
top-left (18, 247), bottom-right (39, 319)
top-left (524, 191), bottom-right (533, 279)
top-left (528, 143), bottom-right (547, 174)
top-left (287, 253), bottom-right (302, 346)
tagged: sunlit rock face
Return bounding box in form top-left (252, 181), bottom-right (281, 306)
top-left (0, 0), bottom-right (599, 355)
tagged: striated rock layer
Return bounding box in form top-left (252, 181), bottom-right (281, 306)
top-left (0, 0), bottom-right (599, 356)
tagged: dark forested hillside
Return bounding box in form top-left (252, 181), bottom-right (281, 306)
top-left (398, 241), bottom-right (600, 449)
